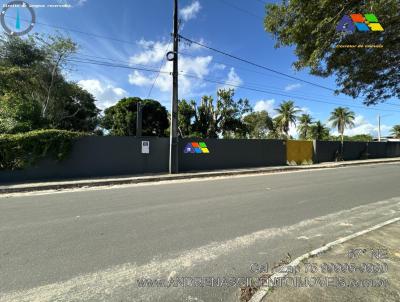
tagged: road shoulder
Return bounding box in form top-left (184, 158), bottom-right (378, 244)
top-left (1, 158), bottom-right (400, 194)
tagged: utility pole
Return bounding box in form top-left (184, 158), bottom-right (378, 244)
top-left (378, 114), bottom-right (381, 142)
top-left (169, 0), bottom-right (179, 173)
top-left (136, 101), bottom-right (142, 137)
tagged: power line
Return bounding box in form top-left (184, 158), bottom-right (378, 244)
top-left (65, 58), bottom-right (171, 75)
top-left (11, 13), bottom-right (396, 110)
top-left (66, 51), bottom-right (400, 108)
top-left (65, 57), bottom-right (400, 113)
top-left (179, 52), bottom-right (399, 108)
top-left (4, 15), bottom-right (138, 46)
top-left (178, 50), bottom-right (382, 105)
top-left (179, 35), bottom-right (400, 108)
top-left (8, 11), bottom-right (380, 103)
top-left (70, 55), bottom-right (163, 71)
top-left (179, 35), bottom-right (338, 93)
top-left (216, 0), bottom-right (264, 19)
top-left (147, 40), bottom-right (172, 98)
top-left (178, 50), bottom-right (292, 81)
top-left (179, 73), bottom-right (400, 113)
top-left (69, 54), bottom-right (400, 110)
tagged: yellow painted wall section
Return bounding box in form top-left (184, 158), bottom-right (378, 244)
top-left (286, 140), bottom-right (314, 164)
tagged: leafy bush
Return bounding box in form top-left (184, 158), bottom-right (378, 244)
top-left (0, 129), bottom-right (87, 170)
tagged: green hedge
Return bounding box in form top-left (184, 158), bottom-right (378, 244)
top-left (0, 130), bottom-right (87, 170)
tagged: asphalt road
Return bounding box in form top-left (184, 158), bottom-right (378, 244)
top-left (0, 163), bottom-right (400, 302)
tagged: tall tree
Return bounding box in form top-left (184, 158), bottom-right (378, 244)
top-left (267, 119), bottom-right (283, 139)
top-left (346, 134), bottom-right (373, 142)
top-left (275, 100), bottom-right (300, 137)
top-left (0, 93), bottom-right (42, 133)
top-left (309, 121), bottom-right (330, 140)
top-left (0, 34), bottom-right (100, 133)
top-left (329, 107), bottom-right (355, 157)
top-left (38, 35), bottom-right (77, 118)
top-left (391, 125), bottom-right (400, 138)
top-left (192, 95), bottom-right (215, 138)
top-left (243, 110), bottom-right (274, 139)
top-left (298, 113), bottom-right (313, 140)
top-left (190, 89), bottom-right (252, 138)
top-left (177, 99), bottom-right (196, 138)
top-left (264, 0), bottom-right (399, 105)
top-left (50, 82), bottom-right (100, 132)
top-left (101, 97), bottom-right (169, 136)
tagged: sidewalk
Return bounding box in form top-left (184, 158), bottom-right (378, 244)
top-left (1, 157), bottom-right (400, 194)
top-left (251, 219), bottom-right (400, 302)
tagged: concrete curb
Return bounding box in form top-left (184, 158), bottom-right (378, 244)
top-left (1, 158), bottom-right (400, 194)
top-left (249, 216), bottom-right (400, 302)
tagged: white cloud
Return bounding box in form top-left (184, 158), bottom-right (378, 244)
top-left (213, 63), bottom-right (226, 71)
top-left (289, 124), bottom-right (299, 139)
top-left (128, 54), bottom-right (213, 95)
top-left (226, 67), bottom-right (242, 85)
top-left (181, 38), bottom-right (207, 52)
top-left (299, 107), bottom-right (312, 115)
top-left (254, 99), bottom-right (275, 115)
top-left (128, 38), bottom-right (244, 98)
top-left (129, 40), bottom-right (170, 65)
top-left (180, 1), bottom-right (202, 21)
top-left (78, 79), bottom-right (127, 110)
top-left (284, 83), bottom-right (302, 91)
top-left (182, 55), bottom-right (213, 78)
top-left (330, 115), bottom-right (391, 137)
top-left (218, 67), bottom-right (242, 90)
top-left (128, 71), bottom-right (154, 87)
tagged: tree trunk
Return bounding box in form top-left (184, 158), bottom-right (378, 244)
top-left (340, 126), bottom-right (344, 160)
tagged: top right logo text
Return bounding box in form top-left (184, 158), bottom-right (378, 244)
top-left (336, 14), bottom-right (384, 33)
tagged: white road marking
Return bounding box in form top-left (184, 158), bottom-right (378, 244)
top-left (1, 198), bottom-right (399, 302)
top-left (297, 234), bottom-right (322, 240)
top-left (339, 222), bottom-right (353, 227)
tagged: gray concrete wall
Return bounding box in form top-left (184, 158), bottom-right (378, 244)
top-left (0, 136), bottom-right (170, 183)
top-left (313, 141), bottom-right (390, 162)
top-left (178, 138), bottom-right (286, 172)
top-left (313, 141), bottom-right (341, 163)
top-left (367, 142), bottom-right (387, 159)
top-left (1, 137), bottom-right (399, 184)
top-left (387, 142), bottom-right (400, 158)
top-left (342, 141), bottom-right (368, 160)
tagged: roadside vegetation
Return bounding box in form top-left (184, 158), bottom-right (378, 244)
top-left (0, 33), bottom-right (397, 170)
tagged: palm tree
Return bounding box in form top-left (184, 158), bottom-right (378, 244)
top-left (298, 114), bottom-right (313, 139)
top-left (329, 107), bottom-right (355, 143)
top-left (275, 100), bottom-right (300, 137)
top-left (267, 119), bottom-right (282, 139)
top-left (391, 125), bottom-right (400, 138)
top-left (309, 121), bottom-right (330, 140)
top-left (329, 107), bottom-right (355, 158)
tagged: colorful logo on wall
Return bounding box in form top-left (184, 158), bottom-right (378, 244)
top-left (336, 14), bottom-right (384, 33)
top-left (184, 142), bottom-right (210, 154)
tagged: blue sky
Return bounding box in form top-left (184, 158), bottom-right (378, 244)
top-left (1, 0), bottom-right (399, 137)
